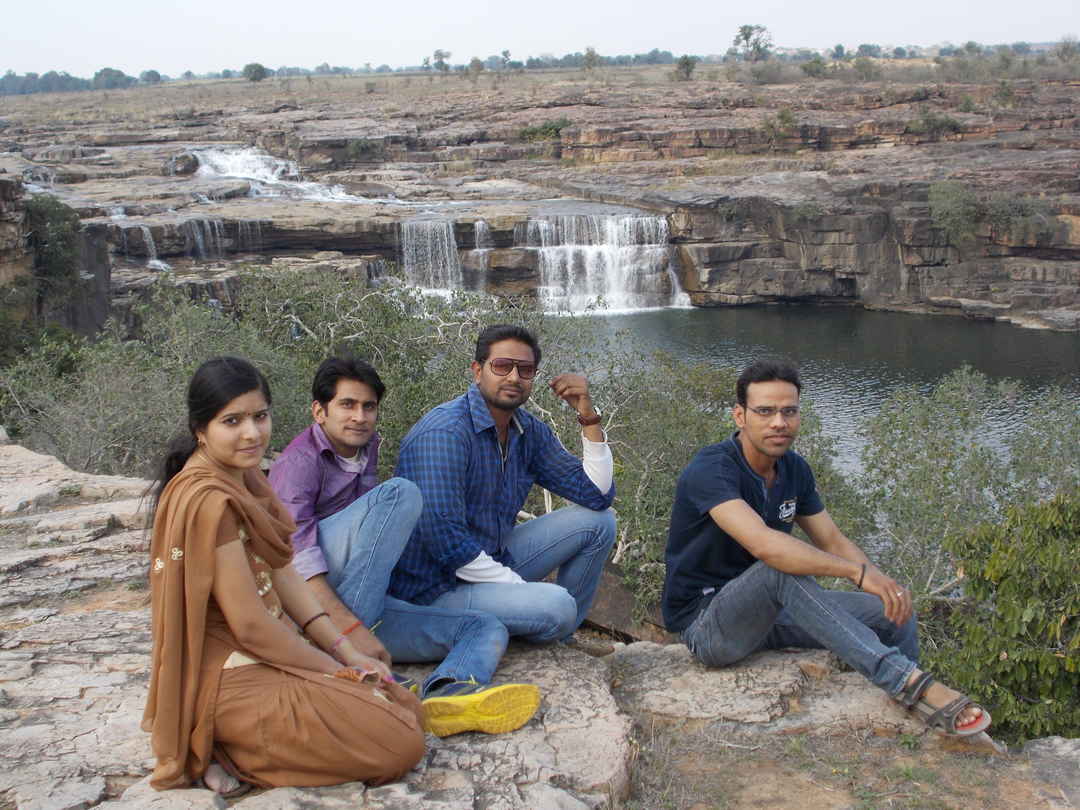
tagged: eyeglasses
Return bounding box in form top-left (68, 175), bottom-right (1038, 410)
top-left (488, 357), bottom-right (538, 380)
top-left (745, 405), bottom-right (800, 419)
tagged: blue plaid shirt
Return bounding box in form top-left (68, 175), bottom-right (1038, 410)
top-left (389, 384), bottom-right (615, 605)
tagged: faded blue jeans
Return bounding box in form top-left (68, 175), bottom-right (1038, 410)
top-left (430, 505), bottom-right (617, 644)
top-left (681, 560), bottom-right (919, 696)
top-left (319, 478), bottom-right (508, 695)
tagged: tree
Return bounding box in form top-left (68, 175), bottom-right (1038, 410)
top-left (856, 43), bottom-right (882, 58)
top-left (221, 69), bottom-right (234, 79)
top-left (181, 70), bottom-right (196, 81)
top-left (734, 25), bottom-right (772, 61)
top-left (139, 69), bottom-right (162, 85)
top-left (433, 50), bottom-right (451, 74)
top-left (852, 56), bottom-right (881, 81)
top-left (1055, 35), bottom-right (1079, 63)
top-left (467, 56), bottom-right (484, 82)
top-left (92, 67), bottom-right (135, 89)
top-left (421, 56), bottom-right (431, 71)
top-left (801, 55), bottom-right (828, 78)
top-left (892, 46), bottom-right (907, 59)
top-left (583, 47), bottom-right (600, 71)
top-left (242, 63), bottom-right (268, 82)
top-left (830, 44), bottom-right (847, 60)
top-left (500, 50), bottom-right (511, 70)
top-left (674, 54), bottom-right (698, 81)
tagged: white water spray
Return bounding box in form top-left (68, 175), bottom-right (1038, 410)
top-left (194, 147), bottom-right (381, 203)
top-left (401, 220), bottom-right (464, 291)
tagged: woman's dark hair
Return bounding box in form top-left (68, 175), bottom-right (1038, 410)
top-left (735, 359), bottom-right (802, 406)
top-left (149, 356), bottom-right (272, 515)
top-left (474, 324), bottom-right (542, 366)
top-left (312, 355), bottom-right (385, 407)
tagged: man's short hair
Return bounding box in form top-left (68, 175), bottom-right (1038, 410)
top-left (736, 359), bottom-right (802, 406)
top-left (312, 355), bottom-right (386, 406)
top-left (474, 324), bottom-right (542, 366)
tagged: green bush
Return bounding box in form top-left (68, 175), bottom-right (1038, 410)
top-left (928, 181), bottom-right (981, 245)
top-left (23, 194), bottom-right (81, 321)
top-left (907, 107), bottom-right (962, 139)
top-left (935, 490), bottom-right (1080, 741)
top-left (520, 118), bottom-right (572, 142)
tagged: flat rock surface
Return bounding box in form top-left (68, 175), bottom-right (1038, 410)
top-left (1, 444), bottom-right (1075, 809)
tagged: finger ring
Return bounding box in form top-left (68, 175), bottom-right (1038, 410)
top-left (895, 591), bottom-right (904, 596)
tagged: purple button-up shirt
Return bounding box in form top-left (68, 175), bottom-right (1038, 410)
top-left (268, 423), bottom-right (381, 580)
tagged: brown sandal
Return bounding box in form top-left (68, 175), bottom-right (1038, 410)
top-left (898, 672), bottom-right (991, 737)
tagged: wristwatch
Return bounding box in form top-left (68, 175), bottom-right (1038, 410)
top-left (577, 408), bottom-right (602, 427)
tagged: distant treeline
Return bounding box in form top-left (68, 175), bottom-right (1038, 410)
top-left (2, 38), bottom-right (1067, 96)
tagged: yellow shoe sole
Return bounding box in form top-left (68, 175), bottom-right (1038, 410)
top-left (422, 683), bottom-right (541, 738)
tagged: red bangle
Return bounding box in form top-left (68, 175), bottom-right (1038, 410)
top-left (343, 619), bottom-right (364, 636)
top-left (329, 634), bottom-right (348, 661)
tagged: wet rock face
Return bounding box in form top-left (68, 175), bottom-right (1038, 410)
top-left (0, 176), bottom-right (31, 286)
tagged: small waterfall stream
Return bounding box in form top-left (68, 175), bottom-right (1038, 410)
top-left (401, 220), bottom-right (464, 290)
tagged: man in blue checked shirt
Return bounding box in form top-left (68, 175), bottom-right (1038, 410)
top-left (390, 324), bottom-right (617, 649)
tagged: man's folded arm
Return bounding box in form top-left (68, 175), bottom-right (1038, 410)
top-left (709, 499), bottom-right (861, 582)
top-left (267, 454), bottom-right (329, 579)
top-left (533, 423), bottom-right (615, 510)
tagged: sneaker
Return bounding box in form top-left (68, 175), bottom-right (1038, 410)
top-left (391, 672), bottom-right (419, 693)
top-left (421, 679), bottom-right (541, 738)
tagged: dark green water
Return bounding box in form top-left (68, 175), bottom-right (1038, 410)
top-left (600, 305), bottom-right (1080, 469)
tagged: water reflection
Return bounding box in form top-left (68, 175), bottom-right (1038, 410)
top-left (599, 306), bottom-right (1080, 470)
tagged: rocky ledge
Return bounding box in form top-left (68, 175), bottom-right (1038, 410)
top-left (1, 440), bottom-right (1077, 809)
top-left (1, 74), bottom-right (1078, 330)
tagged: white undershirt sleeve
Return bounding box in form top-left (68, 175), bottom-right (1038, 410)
top-left (455, 551), bottom-right (527, 584)
top-left (582, 430), bottom-right (613, 493)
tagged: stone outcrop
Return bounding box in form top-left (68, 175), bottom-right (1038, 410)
top-left (1, 442), bottom-right (1076, 809)
top-left (0, 176), bottom-right (31, 286)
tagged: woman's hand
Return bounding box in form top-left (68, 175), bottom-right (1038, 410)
top-left (338, 645), bottom-right (391, 680)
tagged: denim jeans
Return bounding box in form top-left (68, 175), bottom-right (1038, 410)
top-left (430, 505), bottom-right (617, 644)
top-left (319, 478), bottom-right (508, 694)
top-left (681, 560), bottom-right (919, 696)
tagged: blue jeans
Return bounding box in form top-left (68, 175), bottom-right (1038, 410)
top-left (430, 505), bottom-right (617, 644)
top-left (319, 478), bottom-right (508, 695)
top-left (682, 561), bottom-right (919, 696)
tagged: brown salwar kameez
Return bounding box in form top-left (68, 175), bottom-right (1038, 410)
top-left (142, 451), bottom-right (424, 791)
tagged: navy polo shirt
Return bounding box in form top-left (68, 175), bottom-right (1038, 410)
top-left (661, 432), bottom-right (824, 633)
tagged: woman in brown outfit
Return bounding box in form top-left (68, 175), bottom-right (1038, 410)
top-left (142, 356), bottom-right (425, 796)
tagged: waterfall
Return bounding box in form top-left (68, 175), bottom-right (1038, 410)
top-left (474, 220), bottom-right (494, 249)
top-left (182, 218), bottom-right (225, 259)
top-left (194, 147), bottom-right (380, 203)
top-left (523, 215), bottom-right (688, 312)
top-left (138, 226), bottom-right (158, 261)
top-left (237, 220), bottom-right (263, 252)
top-left (401, 220), bottom-right (463, 290)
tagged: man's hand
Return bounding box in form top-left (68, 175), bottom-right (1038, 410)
top-left (347, 624), bottom-right (391, 667)
top-left (549, 373), bottom-right (595, 418)
top-left (858, 563), bottom-right (913, 626)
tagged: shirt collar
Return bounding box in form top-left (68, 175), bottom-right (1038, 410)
top-left (466, 384), bottom-right (523, 435)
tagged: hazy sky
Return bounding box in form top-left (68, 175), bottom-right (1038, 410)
top-left (3, 0), bottom-right (1076, 78)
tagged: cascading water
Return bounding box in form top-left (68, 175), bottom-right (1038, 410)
top-left (236, 220), bottom-right (264, 252)
top-left (194, 147), bottom-right (380, 203)
top-left (522, 215), bottom-right (689, 312)
top-left (400, 220), bottom-right (464, 290)
top-left (182, 218), bottom-right (225, 259)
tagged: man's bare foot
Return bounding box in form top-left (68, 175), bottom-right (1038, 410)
top-left (903, 669), bottom-right (988, 734)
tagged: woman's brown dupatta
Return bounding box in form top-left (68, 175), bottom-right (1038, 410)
top-left (141, 451), bottom-right (295, 789)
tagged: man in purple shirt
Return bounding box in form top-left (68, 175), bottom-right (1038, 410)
top-left (269, 356), bottom-right (540, 737)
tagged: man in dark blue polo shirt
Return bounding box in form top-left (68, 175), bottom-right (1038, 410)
top-left (662, 359), bottom-right (990, 737)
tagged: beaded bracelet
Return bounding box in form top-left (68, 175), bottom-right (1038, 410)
top-left (300, 611), bottom-right (329, 634)
top-left (342, 619), bottom-right (364, 636)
